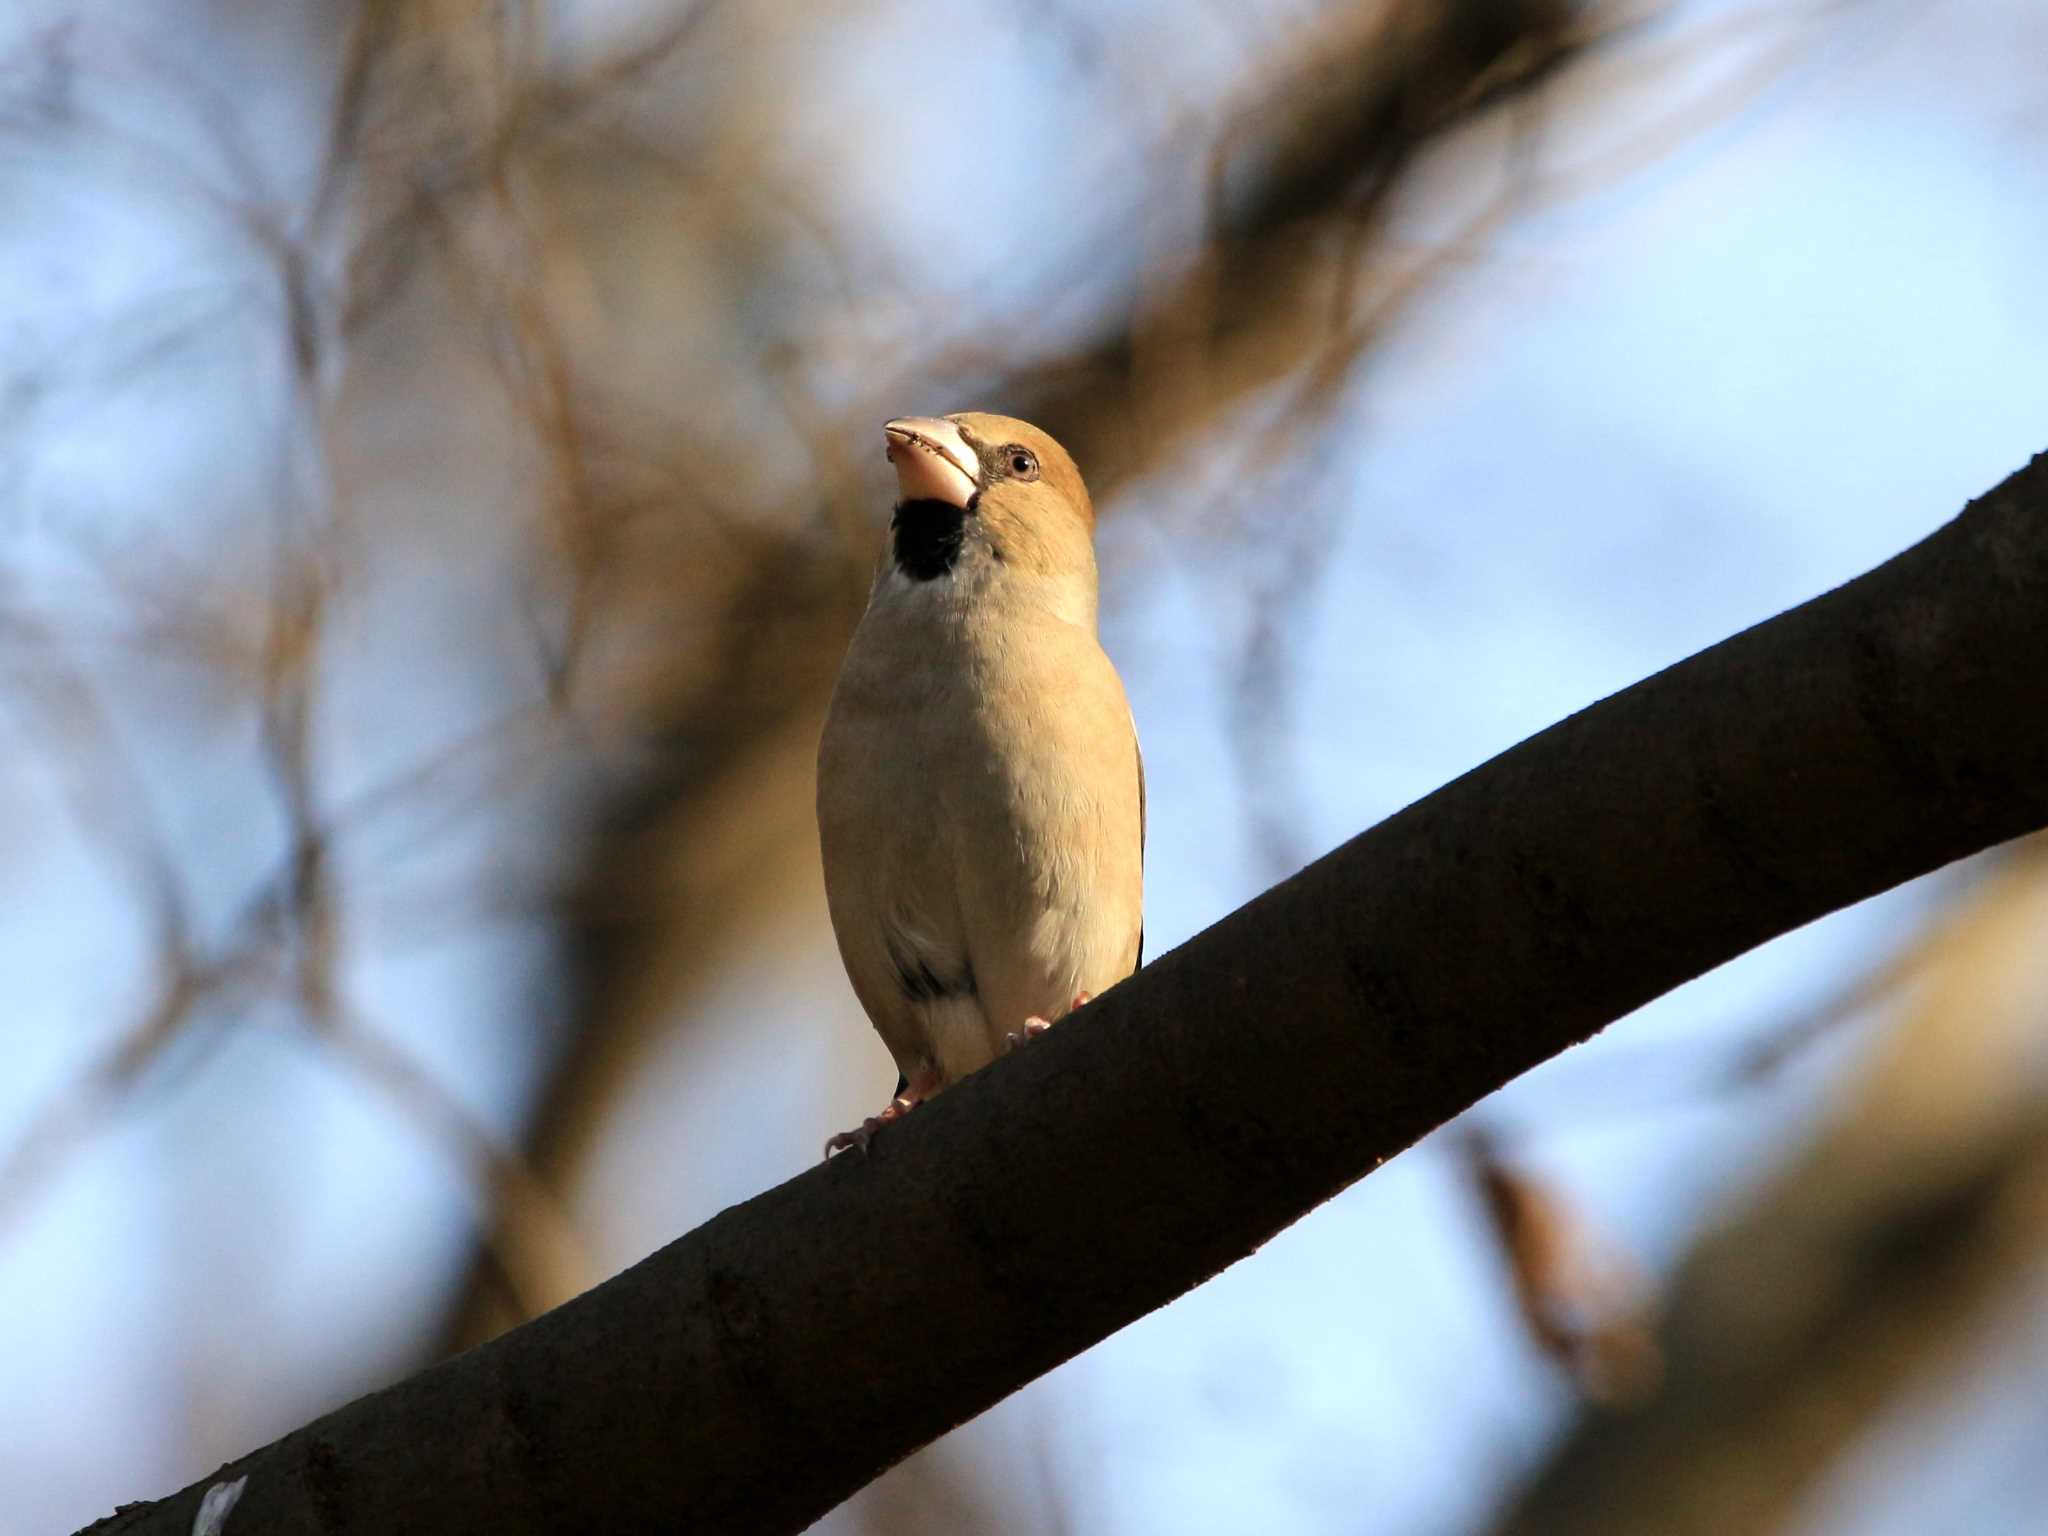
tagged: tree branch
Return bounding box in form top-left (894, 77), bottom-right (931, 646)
top-left (85, 450), bottom-right (2048, 1535)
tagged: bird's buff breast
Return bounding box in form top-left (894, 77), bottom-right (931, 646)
top-left (818, 592), bottom-right (1142, 1080)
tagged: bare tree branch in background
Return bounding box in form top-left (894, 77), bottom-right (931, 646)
top-left (1465, 1133), bottom-right (1662, 1405)
top-left (81, 449), bottom-right (2048, 1535)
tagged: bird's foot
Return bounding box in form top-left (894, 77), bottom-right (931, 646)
top-left (1003, 1019), bottom-right (1051, 1053)
top-left (823, 1088), bottom-right (925, 1159)
top-left (1003, 992), bottom-right (1093, 1052)
top-left (824, 1094), bottom-right (916, 1158)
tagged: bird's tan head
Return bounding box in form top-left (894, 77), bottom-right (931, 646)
top-left (883, 412), bottom-right (1095, 585)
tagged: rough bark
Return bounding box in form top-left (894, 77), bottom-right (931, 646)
top-left (84, 451), bottom-right (2048, 1536)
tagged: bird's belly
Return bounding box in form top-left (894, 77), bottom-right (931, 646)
top-left (900, 864), bottom-right (1130, 1084)
top-left (819, 618), bottom-right (1142, 1089)
top-left (945, 738), bottom-right (1141, 1054)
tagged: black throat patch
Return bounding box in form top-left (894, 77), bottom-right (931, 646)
top-left (891, 498), bottom-right (972, 581)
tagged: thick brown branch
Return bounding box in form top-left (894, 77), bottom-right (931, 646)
top-left (85, 452), bottom-right (2048, 1536)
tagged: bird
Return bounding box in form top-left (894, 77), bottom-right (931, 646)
top-left (817, 412), bottom-right (1144, 1156)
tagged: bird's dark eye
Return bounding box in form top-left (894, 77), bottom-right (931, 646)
top-left (1003, 445), bottom-right (1040, 481)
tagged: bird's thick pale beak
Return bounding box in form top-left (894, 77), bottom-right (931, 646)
top-left (884, 417), bottom-right (980, 509)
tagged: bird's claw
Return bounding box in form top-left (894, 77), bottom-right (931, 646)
top-left (823, 1094), bottom-right (919, 1159)
top-left (1003, 1018), bottom-right (1053, 1053)
top-left (1002, 992), bottom-right (1093, 1052)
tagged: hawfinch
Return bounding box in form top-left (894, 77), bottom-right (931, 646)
top-left (817, 413), bottom-right (1144, 1155)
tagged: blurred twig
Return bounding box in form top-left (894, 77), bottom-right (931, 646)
top-left (310, 1001), bottom-right (595, 1320)
top-left (1466, 1133), bottom-right (1662, 1405)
